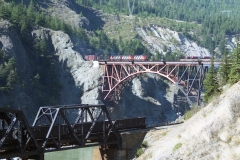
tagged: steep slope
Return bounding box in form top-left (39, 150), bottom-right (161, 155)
top-left (37, 0), bottom-right (105, 30)
top-left (0, 20), bottom-right (36, 119)
top-left (138, 82), bottom-right (240, 160)
top-left (32, 27), bottom-right (103, 105)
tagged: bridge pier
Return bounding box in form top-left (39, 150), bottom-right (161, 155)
top-left (97, 129), bottom-right (148, 160)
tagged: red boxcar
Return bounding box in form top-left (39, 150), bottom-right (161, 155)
top-left (109, 55), bottom-right (147, 61)
top-left (84, 55), bottom-right (96, 61)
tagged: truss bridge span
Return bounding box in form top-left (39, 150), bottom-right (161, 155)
top-left (99, 60), bottom-right (220, 105)
top-left (0, 104), bottom-right (146, 159)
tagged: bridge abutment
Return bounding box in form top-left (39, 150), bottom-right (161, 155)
top-left (95, 129), bottom-right (148, 160)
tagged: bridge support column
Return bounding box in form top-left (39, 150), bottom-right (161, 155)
top-left (97, 130), bottom-right (148, 160)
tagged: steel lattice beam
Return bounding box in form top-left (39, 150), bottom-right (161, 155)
top-left (31, 104), bottom-right (120, 151)
top-left (1, 104), bottom-right (145, 159)
top-left (101, 61), bottom-right (209, 105)
top-left (0, 109), bottom-right (41, 159)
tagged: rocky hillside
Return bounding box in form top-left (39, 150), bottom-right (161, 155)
top-left (137, 82), bottom-right (240, 159)
top-left (135, 25), bottom-right (210, 57)
top-left (34, 0), bottom-right (238, 57)
top-left (0, 18), bottom-right (182, 123)
top-left (0, 19), bottom-right (103, 122)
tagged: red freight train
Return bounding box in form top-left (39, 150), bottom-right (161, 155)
top-left (110, 55), bottom-right (148, 61)
top-left (84, 55), bottom-right (148, 61)
top-left (84, 55), bottom-right (97, 61)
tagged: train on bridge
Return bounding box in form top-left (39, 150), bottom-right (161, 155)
top-left (84, 54), bottom-right (148, 61)
top-left (84, 54), bottom-right (211, 61)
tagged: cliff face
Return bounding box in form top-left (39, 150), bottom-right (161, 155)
top-left (136, 26), bottom-right (211, 57)
top-left (116, 74), bottom-right (181, 123)
top-left (0, 20), bottom-right (103, 122)
top-left (31, 28), bottom-right (103, 105)
top-left (0, 20), bottom-right (36, 119)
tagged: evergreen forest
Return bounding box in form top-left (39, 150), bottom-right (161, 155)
top-left (76, 0), bottom-right (240, 54)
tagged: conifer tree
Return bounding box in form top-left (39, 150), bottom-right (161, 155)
top-left (228, 41), bottom-right (240, 84)
top-left (218, 47), bottom-right (230, 85)
top-left (203, 56), bottom-right (219, 102)
top-left (27, 0), bottom-right (34, 23)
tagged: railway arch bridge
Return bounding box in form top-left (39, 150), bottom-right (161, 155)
top-left (99, 60), bottom-right (220, 105)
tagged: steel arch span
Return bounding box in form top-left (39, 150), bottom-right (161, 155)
top-left (100, 61), bottom-right (209, 105)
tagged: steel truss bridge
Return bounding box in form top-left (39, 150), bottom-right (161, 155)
top-left (99, 60), bottom-right (220, 105)
top-left (0, 104), bottom-right (146, 159)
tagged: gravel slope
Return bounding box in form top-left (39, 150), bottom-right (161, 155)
top-left (138, 82), bottom-right (240, 160)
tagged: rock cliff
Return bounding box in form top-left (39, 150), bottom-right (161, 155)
top-left (0, 20), bottom-right (36, 120)
top-left (0, 20), bottom-right (103, 122)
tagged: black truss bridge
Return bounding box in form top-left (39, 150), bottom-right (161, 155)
top-left (0, 104), bottom-right (146, 159)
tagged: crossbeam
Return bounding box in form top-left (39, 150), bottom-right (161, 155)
top-left (0, 108), bottom-right (41, 159)
top-left (31, 104), bottom-right (120, 151)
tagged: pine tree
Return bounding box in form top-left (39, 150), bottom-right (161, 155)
top-left (0, 5), bottom-right (10, 20)
top-left (203, 56), bottom-right (219, 102)
top-left (228, 41), bottom-right (240, 84)
top-left (218, 47), bottom-right (230, 85)
top-left (27, 0), bottom-right (34, 23)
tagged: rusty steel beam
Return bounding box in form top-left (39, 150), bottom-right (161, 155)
top-left (101, 61), bottom-right (210, 105)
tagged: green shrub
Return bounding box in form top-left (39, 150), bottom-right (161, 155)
top-left (136, 141), bottom-right (148, 158)
top-left (136, 148), bottom-right (144, 158)
top-left (173, 142), bottom-right (182, 151)
top-left (141, 140), bottom-right (148, 148)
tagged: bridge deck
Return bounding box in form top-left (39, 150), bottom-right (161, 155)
top-left (98, 60), bottom-right (221, 65)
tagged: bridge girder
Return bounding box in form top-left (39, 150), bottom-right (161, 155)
top-left (32, 104), bottom-right (120, 150)
top-left (0, 109), bottom-right (41, 159)
top-left (0, 104), bottom-right (121, 159)
top-left (102, 62), bottom-right (208, 105)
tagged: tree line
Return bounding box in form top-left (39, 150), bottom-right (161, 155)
top-left (203, 40), bottom-right (240, 102)
top-left (0, 1), bottom-right (65, 105)
top-left (0, 49), bottom-right (18, 93)
top-left (74, 0), bottom-right (240, 55)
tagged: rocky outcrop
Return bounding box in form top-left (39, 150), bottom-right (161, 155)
top-left (32, 28), bottom-right (103, 105)
top-left (0, 20), bottom-right (103, 122)
top-left (0, 20), bottom-right (36, 121)
top-left (136, 25), bottom-right (210, 57)
top-left (38, 0), bottom-right (104, 30)
top-left (117, 73), bottom-right (181, 123)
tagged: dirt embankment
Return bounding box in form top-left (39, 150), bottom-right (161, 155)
top-left (138, 82), bottom-right (240, 160)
